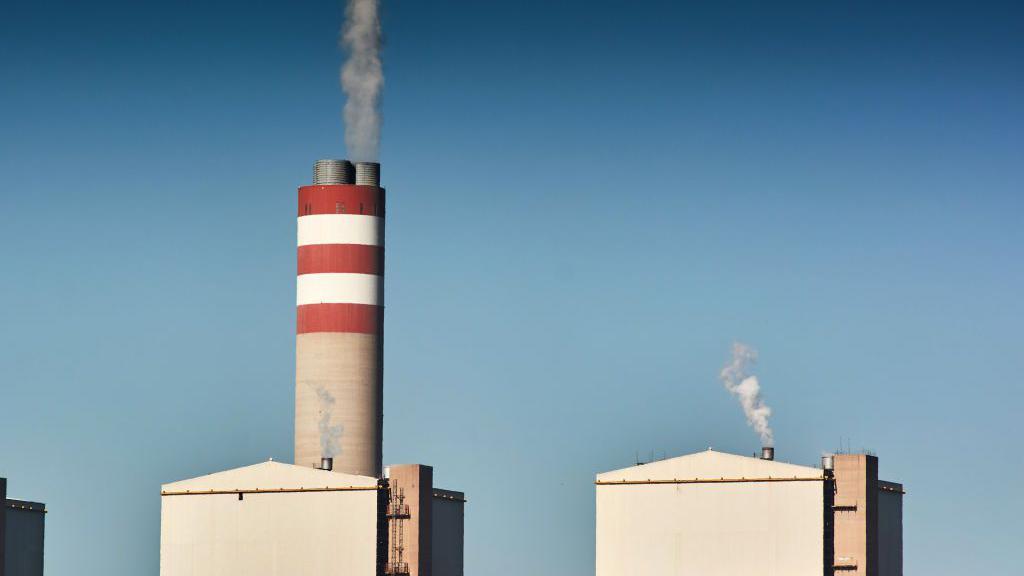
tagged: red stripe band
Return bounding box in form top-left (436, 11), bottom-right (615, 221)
top-left (298, 244), bottom-right (383, 276)
top-left (297, 303), bottom-right (382, 334)
top-left (298, 185), bottom-right (385, 217)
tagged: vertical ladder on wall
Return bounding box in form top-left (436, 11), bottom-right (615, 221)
top-left (386, 487), bottom-right (410, 575)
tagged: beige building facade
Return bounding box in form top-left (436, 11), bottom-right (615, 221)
top-left (833, 454), bottom-right (904, 576)
top-left (386, 464), bottom-right (465, 576)
top-left (595, 449), bottom-right (903, 576)
top-left (160, 462), bottom-right (465, 576)
top-left (160, 462), bottom-right (384, 576)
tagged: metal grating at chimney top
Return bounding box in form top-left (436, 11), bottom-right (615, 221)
top-left (355, 162), bottom-right (380, 186)
top-left (314, 159), bottom-right (355, 185)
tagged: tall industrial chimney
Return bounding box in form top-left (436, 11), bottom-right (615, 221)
top-left (295, 159), bottom-right (384, 477)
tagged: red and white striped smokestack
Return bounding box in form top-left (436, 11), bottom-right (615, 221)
top-left (295, 159), bottom-right (384, 477)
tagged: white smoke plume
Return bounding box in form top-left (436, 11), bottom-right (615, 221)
top-left (719, 342), bottom-right (774, 446)
top-left (315, 386), bottom-right (343, 458)
top-left (341, 0), bottom-right (383, 161)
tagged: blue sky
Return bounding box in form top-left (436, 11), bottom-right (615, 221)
top-left (1, 0), bottom-right (1022, 574)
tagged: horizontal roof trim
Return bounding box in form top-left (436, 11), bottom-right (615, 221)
top-left (596, 476), bottom-right (825, 486)
top-left (162, 485), bottom-right (382, 496)
top-left (4, 499), bottom-right (46, 512)
top-left (432, 491), bottom-right (467, 503)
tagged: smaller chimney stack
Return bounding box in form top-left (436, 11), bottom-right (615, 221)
top-left (313, 159), bottom-right (355, 185)
top-left (354, 162), bottom-right (380, 186)
top-left (320, 457), bottom-right (334, 471)
top-left (761, 447), bottom-right (775, 461)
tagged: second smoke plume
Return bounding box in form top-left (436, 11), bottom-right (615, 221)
top-left (720, 342), bottom-right (774, 446)
top-left (315, 386), bottom-right (343, 458)
top-left (341, 0), bottom-right (383, 162)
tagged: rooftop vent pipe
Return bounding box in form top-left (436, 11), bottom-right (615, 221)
top-left (761, 446), bottom-right (775, 461)
top-left (320, 457), bottom-right (334, 471)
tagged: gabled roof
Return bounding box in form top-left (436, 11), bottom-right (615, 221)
top-left (597, 449), bottom-right (824, 482)
top-left (161, 461), bottom-right (379, 493)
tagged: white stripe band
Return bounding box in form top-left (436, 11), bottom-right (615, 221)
top-left (297, 273), bottom-right (383, 306)
top-left (297, 215), bottom-right (383, 247)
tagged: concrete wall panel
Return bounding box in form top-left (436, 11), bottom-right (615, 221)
top-left (833, 454), bottom-right (878, 575)
top-left (295, 332), bottom-right (383, 476)
top-left (3, 504), bottom-right (44, 576)
top-left (877, 487), bottom-right (903, 576)
top-left (160, 490), bottom-right (378, 576)
top-left (388, 465), bottom-right (432, 576)
top-left (596, 480), bottom-right (824, 576)
top-left (431, 492), bottom-right (464, 576)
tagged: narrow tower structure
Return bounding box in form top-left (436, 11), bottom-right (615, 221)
top-left (295, 159), bottom-right (384, 477)
top-left (159, 158), bottom-right (466, 576)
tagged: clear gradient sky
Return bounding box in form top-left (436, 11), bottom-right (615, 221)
top-left (1, 1), bottom-right (1022, 574)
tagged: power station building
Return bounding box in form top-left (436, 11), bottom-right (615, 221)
top-left (595, 449), bottom-right (902, 576)
top-left (160, 161), bottom-right (465, 576)
top-left (1, 478), bottom-right (46, 576)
